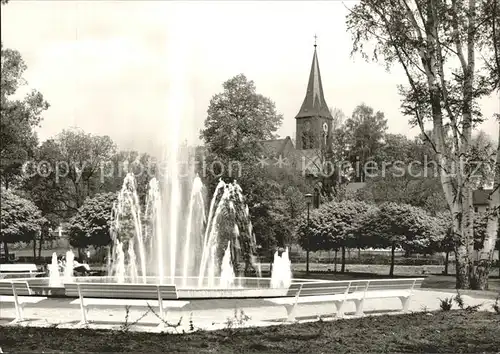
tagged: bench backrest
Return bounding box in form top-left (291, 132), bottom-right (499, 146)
top-left (0, 264), bottom-right (38, 273)
top-left (289, 278), bottom-right (424, 297)
top-left (288, 281), bottom-right (359, 297)
top-left (0, 280), bottom-right (31, 296)
top-left (363, 278), bottom-right (424, 292)
top-left (65, 283), bottom-right (178, 300)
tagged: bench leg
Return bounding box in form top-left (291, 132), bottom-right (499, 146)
top-left (353, 299), bottom-right (365, 316)
top-left (399, 296), bottom-right (410, 312)
top-left (78, 304), bottom-right (89, 326)
top-left (16, 302), bottom-right (24, 322)
top-left (9, 302), bottom-right (24, 324)
top-left (77, 285), bottom-right (89, 326)
top-left (283, 304), bottom-right (298, 322)
top-left (9, 297), bottom-right (27, 324)
top-left (334, 300), bottom-right (346, 319)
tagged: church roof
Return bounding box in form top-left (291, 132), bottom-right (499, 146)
top-left (258, 137), bottom-right (294, 156)
top-left (295, 45), bottom-right (333, 120)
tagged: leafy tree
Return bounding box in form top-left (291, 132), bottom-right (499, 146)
top-left (296, 204), bottom-right (337, 253)
top-left (358, 167), bottom-right (448, 213)
top-left (355, 133), bottom-right (447, 212)
top-left (469, 131), bottom-right (496, 188)
top-left (22, 129), bottom-right (116, 220)
top-left (237, 165), bottom-right (308, 254)
top-left (330, 107), bottom-right (347, 131)
top-left (435, 211), bottom-right (455, 275)
top-left (199, 74), bottom-right (308, 254)
top-left (277, 184), bottom-right (308, 244)
top-left (68, 192), bottom-right (117, 255)
top-left (1, 43), bottom-right (49, 189)
top-left (347, 0), bottom-right (499, 289)
top-left (101, 150), bottom-right (158, 204)
top-left (344, 103), bottom-right (388, 182)
top-left (200, 74), bottom-right (283, 166)
top-left (374, 133), bottom-right (413, 165)
top-left (481, 0), bottom-right (500, 90)
top-left (297, 200), bottom-right (373, 271)
top-left (357, 202), bottom-right (444, 276)
top-left (0, 188), bottom-right (45, 261)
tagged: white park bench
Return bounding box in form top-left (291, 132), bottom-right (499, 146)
top-left (266, 278), bottom-right (424, 321)
top-left (0, 280), bottom-right (47, 323)
top-left (0, 263), bottom-right (44, 279)
top-left (65, 283), bottom-right (190, 326)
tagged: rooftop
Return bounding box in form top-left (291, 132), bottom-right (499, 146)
top-left (295, 45), bottom-right (333, 121)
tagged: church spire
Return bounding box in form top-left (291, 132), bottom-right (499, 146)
top-left (295, 39), bottom-right (332, 120)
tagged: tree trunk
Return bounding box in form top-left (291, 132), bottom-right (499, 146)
top-left (455, 242), bottom-right (470, 289)
top-left (418, 0), bottom-right (474, 289)
top-left (33, 239), bottom-right (37, 260)
top-left (444, 252), bottom-right (449, 275)
top-left (469, 259), bottom-right (491, 290)
top-left (389, 243), bottom-right (395, 277)
top-left (306, 250), bottom-right (309, 274)
top-left (334, 249), bottom-right (338, 273)
top-left (3, 242), bottom-right (9, 262)
top-left (341, 246), bottom-right (346, 273)
top-left (38, 232), bottom-right (44, 261)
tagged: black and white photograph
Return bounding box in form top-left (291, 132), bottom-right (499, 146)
top-left (0, 0), bottom-right (499, 352)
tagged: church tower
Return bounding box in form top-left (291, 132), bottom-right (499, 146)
top-left (295, 40), bottom-right (333, 151)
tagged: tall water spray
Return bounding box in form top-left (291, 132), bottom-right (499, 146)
top-left (48, 252), bottom-right (61, 287)
top-left (220, 241), bottom-right (235, 288)
top-left (270, 248), bottom-right (292, 288)
top-left (104, 7), bottom-right (290, 287)
top-left (108, 173), bottom-right (259, 287)
top-left (63, 250), bottom-right (74, 283)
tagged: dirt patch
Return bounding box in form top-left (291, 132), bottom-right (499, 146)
top-left (1, 311), bottom-right (499, 353)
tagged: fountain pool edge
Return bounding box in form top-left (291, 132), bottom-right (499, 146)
top-left (0, 277), bottom-right (329, 299)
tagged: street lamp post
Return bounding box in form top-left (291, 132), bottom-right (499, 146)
top-left (305, 193), bottom-right (313, 274)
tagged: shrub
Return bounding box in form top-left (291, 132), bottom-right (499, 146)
top-left (439, 297), bottom-right (453, 311)
top-left (454, 291), bottom-right (465, 310)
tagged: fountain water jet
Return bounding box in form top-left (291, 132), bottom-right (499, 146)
top-left (220, 241), bottom-right (235, 288)
top-left (63, 250), bottom-right (74, 283)
top-left (270, 248), bottom-right (292, 288)
top-left (48, 252), bottom-right (61, 287)
top-left (101, 13), bottom-right (287, 288)
top-left (107, 173), bottom-right (261, 288)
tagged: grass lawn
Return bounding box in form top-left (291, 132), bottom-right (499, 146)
top-left (1, 311), bottom-right (499, 353)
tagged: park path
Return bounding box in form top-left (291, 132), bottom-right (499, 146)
top-left (0, 290), bottom-right (496, 333)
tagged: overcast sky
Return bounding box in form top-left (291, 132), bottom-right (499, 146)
top-left (2, 1), bottom-right (499, 155)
